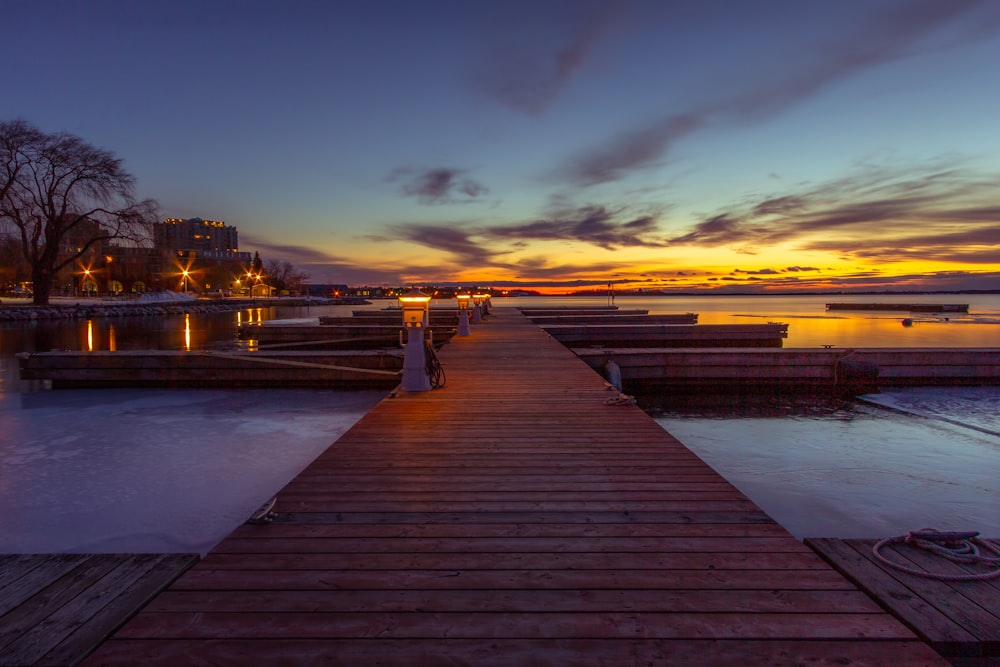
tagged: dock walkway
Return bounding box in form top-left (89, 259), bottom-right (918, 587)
top-left (83, 307), bottom-right (946, 665)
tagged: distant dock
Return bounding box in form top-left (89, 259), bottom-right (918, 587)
top-left (826, 303), bottom-right (969, 313)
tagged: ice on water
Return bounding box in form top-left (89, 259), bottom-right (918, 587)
top-left (658, 386), bottom-right (1000, 539)
top-left (0, 388), bottom-right (385, 554)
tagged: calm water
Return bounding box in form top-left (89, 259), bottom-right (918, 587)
top-left (3, 293), bottom-right (1000, 365)
top-left (0, 294), bottom-right (997, 551)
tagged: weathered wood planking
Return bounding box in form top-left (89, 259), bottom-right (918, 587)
top-left (525, 313), bottom-right (699, 325)
top-left (574, 347), bottom-right (1000, 391)
top-left (806, 538), bottom-right (1000, 662)
top-left (239, 323), bottom-right (456, 349)
top-left (543, 322), bottom-right (789, 348)
top-left (0, 553), bottom-right (197, 667)
top-left (83, 307), bottom-right (946, 666)
top-left (16, 350), bottom-right (403, 389)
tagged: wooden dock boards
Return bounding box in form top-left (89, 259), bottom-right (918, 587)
top-left (807, 538), bottom-right (1000, 664)
top-left (0, 553), bottom-right (197, 666)
top-left (81, 307), bottom-right (947, 666)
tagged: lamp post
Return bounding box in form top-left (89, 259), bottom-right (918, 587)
top-left (456, 293), bottom-right (471, 336)
top-left (472, 292), bottom-right (485, 323)
top-left (182, 270), bottom-right (189, 294)
top-left (399, 287), bottom-right (432, 391)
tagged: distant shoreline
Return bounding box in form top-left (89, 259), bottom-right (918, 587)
top-left (0, 296), bottom-right (366, 321)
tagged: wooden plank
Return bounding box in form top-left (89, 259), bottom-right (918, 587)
top-left (0, 554), bottom-right (197, 667)
top-left (807, 538), bottom-right (991, 658)
top-left (36, 554), bottom-right (198, 667)
top-left (0, 556), bottom-right (90, 617)
top-left (79, 638), bottom-right (948, 667)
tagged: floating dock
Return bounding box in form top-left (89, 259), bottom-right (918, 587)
top-left (238, 323), bottom-right (455, 350)
top-left (541, 322), bottom-right (789, 348)
top-left (573, 347), bottom-right (1000, 393)
top-left (83, 307), bottom-right (944, 666)
top-left (16, 349), bottom-right (403, 389)
top-left (826, 303), bottom-right (969, 313)
top-left (525, 313), bottom-right (698, 325)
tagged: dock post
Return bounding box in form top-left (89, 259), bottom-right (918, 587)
top-left (399, 287), bottom-right (433, 391)
top-left (472, 293), bottom-right (483, 323)
top-left (456, 293), bottom-right (471, 336)
top-left (401, 326), bottom-right (432, 391)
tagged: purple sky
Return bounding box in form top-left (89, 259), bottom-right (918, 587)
top-left (4, 0), bottom-right (1000, 291)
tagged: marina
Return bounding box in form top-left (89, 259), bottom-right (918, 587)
top-left (0, 300), bottom-right (995, 664)
top-left (78, 307), bottom-right (945, 665)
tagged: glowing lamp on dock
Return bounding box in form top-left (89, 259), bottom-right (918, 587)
top-left (472, 292), bottom-right (486, 323)
top-left (456, 293), bottom-right (472, 336)
top-left (399, 287), bottom-right (431, 328)
top-left (398, 287), bottom-right (432, 391)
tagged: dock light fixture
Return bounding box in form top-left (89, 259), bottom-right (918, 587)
top-left (472, 292), bottom-right (485, 323)
top-left (182, 270), bottom-right (190, 294)
top-left (398, 287), bottom-right (432, 391)
top-left (456, 293), bottom-right (471, 336)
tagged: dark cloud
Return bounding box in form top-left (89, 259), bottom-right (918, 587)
top-left (734, 268), bottom-right (780, 275)
top-left (473, 1), bottom-right (617, 115)
top-left (559, 114), bottom-right (704, 186)
top-left (669, 158), bottom-right (1000, 265)
top-left (557, 0), bottom-right (1000, 186)
top-left (668, 214), bottom-right (748, 246)
top-left (485, 205), bottom-right (667, 249)
top-left (240, 234), bottom-right (407, 286)
top-left (388, 167), bottom-right (489, 205)
top-left (239, 234), bottom-right (345, 265)
top-left (390, 223), bottom-right (495, 264)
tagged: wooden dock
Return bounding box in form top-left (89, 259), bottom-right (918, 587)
top-left (541, 322), bottom-right (789, 348)
top-left (82, 307), bottom-right (946, 665)
top-left (807, 538), bottom-right (999, 664)
top-left (572, 347), bottom-right (1000, 393)
top-left (0, 553), bottom-right (197, 667)
top-left (16, 350), bottom-right (403, 389)
top-left (239, 323), bottom-right (456, 349)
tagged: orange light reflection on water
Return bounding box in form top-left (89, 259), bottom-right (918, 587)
top-left (184, 313), bottom-right (191, 351)
top-left (86, 320), bottom-right (94, 352)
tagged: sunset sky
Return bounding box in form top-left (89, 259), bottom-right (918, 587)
top-left (4, 0), bottom-right (1000, 292)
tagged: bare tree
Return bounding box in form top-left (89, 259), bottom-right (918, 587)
top-left (0, 119), bottom-right (157, 304)
top-left (264, 259), bottom-right (310, 293)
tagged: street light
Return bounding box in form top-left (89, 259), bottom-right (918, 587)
top-left (182, 270), bottom-right (189, 294)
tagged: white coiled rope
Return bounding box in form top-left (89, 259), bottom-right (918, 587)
top-left (872, 528), bottom-right (1000, 581)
